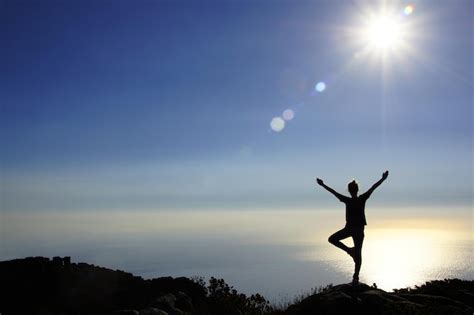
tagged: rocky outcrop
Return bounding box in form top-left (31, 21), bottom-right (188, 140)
top-left (286, 281), bottom-right (474, 315)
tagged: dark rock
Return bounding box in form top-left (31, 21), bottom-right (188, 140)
top-left (399, 293), bottom-right (473, 314)
top-left (151, 294), bottom-right (184, 315)
top-left (286, 281), bottom-right (474, 315)
top-left (175, 291), bottom-right (193, 313)
top-left (286, 284), bottom-right (358, 315)
top-left (359, 289), bottom-right (423, 314)
top-left (139, 308), bottom-right (169, 315)
top-left (395, 279), bottom-right (474, 308)
top-left (113, 310), bottom-right (140, 315)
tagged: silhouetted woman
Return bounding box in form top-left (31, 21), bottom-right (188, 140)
top-left (316, 171), bottom-right (389, 284)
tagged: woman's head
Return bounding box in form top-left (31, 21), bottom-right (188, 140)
top-left (348, 179), bottom-right (359, 197)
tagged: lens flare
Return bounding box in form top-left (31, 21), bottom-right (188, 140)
top-left (270, 117), bottom-right (285, 132)
top-left (282, 109), bottom-right (295, 121)
top-left (404, 5), bottom-right (414, 16)
top-left (315, 82), bottom-right (326, 92)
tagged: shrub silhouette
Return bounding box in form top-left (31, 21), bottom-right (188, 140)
top-left (205, 277), bottom-right (273, 315)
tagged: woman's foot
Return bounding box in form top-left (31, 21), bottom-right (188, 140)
top-left (352, 275), bottom-right (359, 286)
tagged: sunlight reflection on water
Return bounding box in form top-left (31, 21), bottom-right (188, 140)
top-left (300, 228), bottom-right (473, 291)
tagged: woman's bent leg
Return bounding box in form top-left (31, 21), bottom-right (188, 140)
top-left (328, 227), bottom-right (352, 254)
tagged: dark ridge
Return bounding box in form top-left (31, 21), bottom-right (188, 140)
top-left (1, 256), bottom-right (472, 315)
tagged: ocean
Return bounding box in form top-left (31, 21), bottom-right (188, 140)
top-left (1, 209), bottom-right (472, 303)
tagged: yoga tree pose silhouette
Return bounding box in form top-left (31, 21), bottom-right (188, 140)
top-left (316, 171), bottom-right (389, 284)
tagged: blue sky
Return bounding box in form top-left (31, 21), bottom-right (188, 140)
top-left (1, 0), bottom-right (472, 212)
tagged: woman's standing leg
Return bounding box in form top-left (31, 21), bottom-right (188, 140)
top-left (351, 227), bottom-right (365, 284)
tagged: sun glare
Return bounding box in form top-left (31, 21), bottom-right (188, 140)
top-left (364, 15), bottom-right (404, 52)
top-left (348, 3), bottom-right (418, 63)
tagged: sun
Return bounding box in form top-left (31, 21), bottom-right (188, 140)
top-left (346, 4), bottom-right (417, 62)
top-left (363, 15), bottom-right (404, 52)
